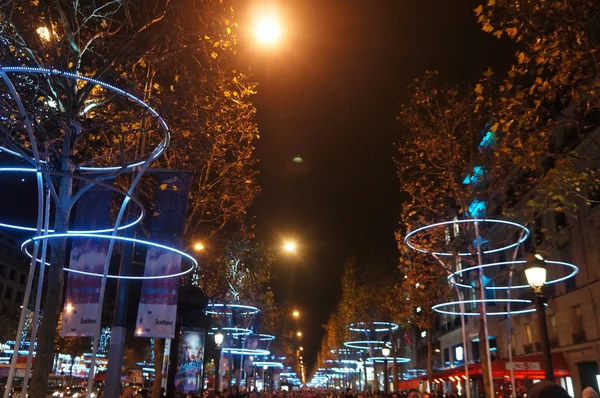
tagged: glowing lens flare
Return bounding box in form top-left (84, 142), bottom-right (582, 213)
top-left (256, 18), bottom-right (281, 44)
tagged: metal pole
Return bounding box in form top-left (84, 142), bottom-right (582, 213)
top-left (1, 69), bottom-right (46, 398)
top-left (22, 186), bottom-right (51, 396)
top-left (86, 143), bottom-right (159, 397)
top-left (506, 230), bottom-right (525, 397)
top-left (535, 293), bottom-right (555, 381)
top-left (3, 176), bottom-right (44, 398)
top-left (104, 218), bottom-right (135, 398)
top-left (215, 347), bottom-right (222, 392)
top-left (383, 358), bottom-right (388, 395)
top-left (474, 221), bottom-right (494, 396)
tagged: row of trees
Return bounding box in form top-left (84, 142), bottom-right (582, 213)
top-left (0, 0), bottom-right (282, 396)
top-left (315, 0), bottom-right (599, 395)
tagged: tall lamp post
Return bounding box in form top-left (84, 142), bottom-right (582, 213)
top-left (214, 330), bottom-right (224, 392)
top-left (382, 346), bottom-right (390, 394)
top-left (525, 254), bottom-right (555, 382)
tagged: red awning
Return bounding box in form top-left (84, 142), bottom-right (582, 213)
top-left (398, 378), bottom-right (421, 390)
top-left (417, 353), bottom-right (570, 383)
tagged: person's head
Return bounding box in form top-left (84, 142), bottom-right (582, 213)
top-left (583, 387), bottom-right (599, 398)
top-left (407, 390), bottom-right (421, 398)
top-left (528, 381), bottom-right (570, 398)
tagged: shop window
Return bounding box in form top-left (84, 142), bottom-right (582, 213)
top-left (443, 348), bottom-right (450, 366)
top-left (555, 212), bottom-right (567, 229)
top-left (548, 314), bottom-right (557, 335)
top-left (525, 323), bottom-right (533, 345)
top-left (573, 306), bottom-right (583, 332)
top-left (559, 242), bottom-right (576, 291)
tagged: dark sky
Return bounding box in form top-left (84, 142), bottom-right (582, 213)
top-left (240, 0), bottom-right (515, 373)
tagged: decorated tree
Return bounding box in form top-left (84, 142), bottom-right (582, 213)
top-left (0, 1), bottom-right (261, 396)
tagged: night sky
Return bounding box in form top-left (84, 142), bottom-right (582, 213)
top-left (241, 0), bottom-right (515, 372)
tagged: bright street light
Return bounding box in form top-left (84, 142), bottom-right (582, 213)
top-left (296, 331), bottom-right (303, 337)
top-left (525, 254), bottom-right (554, 382)
top-left (284, 241), bottom-right (297, 253)
top-left (525, 254), bottom-right (547, 291)
top-left (292, 310), bottom-right (300, 318)
top-left (214, 330), bottom-right (224, 347)
top-left (193, 242), bottom-right (205, 252)
top-left (255, 17), bottom-right (281, 44)
top-left (299, 346), bottom-right (304, 351)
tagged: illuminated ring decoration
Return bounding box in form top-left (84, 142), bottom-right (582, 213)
top-left (0, 167), bottom-right (144, 233)
top-left (432, 299), bottom-right (536, 316)
top-left (366, 357), bottom-right (410, 364)
top-left (221, 348), bottom-right (270, 356)
top-left (329, 368), bottom-right (360, 374)
top-left (348, 321), bottom-right (399, 333)
top-left (204, 303), bottom-right (260, 316)
top-left (343, 340), bottom-right (391, 350)
top-left (404, 219), bottom-right (530, 256)
top-left (325, 359), bottom-right (358, 365)
top-left (0, 67), bottom-right (170, 172)
top-left (234, 333), bottom-right (275, 341)
top-left (209, 327), bottom-right (252, 336)
top-left (448, 260), bottom-right (579, 290)
top-left (21, 233), bottom-right (197, 280)
top-left (253, 362), bottom-right (284, 368)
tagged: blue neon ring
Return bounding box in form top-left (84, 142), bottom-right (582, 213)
top-left (209, 327), bottom-right (252, 336)
top-left (0, 167), bottom-right (144, 233)
top-left (404, 219), bottom-right (530, 256)
top-left (253, 362), bottom-right (283, 368)
top-left (343, 340), bottom-right (390, 350)
top-left (21, 233), bottom-right (197, 280)
top-left (448, 260), bottom-right (579, 290)
top-left (0, 67), bottom-right (169, 171)
top-left (432, 299), bottom-right (535, 316)
top-left (204, 303), bottom-right (260, 316)
top-left (324, 360), bottom-right (358, 365)
top-left (234, 333), bottom-right (275, 341)
top-left (348, 321), bottom-right (399, 332)
top-left (222, 348), bottom-right (270, 356)
top-left (366, 356), bottom-right (410, 364)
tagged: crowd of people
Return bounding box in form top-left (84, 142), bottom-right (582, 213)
top-left (115, 382), bottom-right (599, 398)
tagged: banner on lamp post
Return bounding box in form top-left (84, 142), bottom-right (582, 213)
top-left (61, 183), bottom-right (114, 336)
top-left (135, 172), bottom-right (193, 338)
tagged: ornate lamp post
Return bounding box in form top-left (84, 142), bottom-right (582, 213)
top-left (525, 254), bottom-right (555, 382)
top-left (214, 330), bottom-right (224, 391)
top-left (382, 346), bottom-right (391, 394)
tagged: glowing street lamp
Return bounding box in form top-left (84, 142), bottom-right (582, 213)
top-left (292, 310), bottom-right (300, 318)
top-left (299, 346), bottom-right (304, 351)
top-left (214, 329), bottom-right (224, 392)
top-left (525, 254), bottom-right (554, 382)
top-left (284, 241), bottom-right (297, 253)
top-left (193, 242), bottom-right (205, 252)
top-left (255, 17), bottom-right (281, 44)
top-left (214, 330), bottom-right (224, 347)
top-left (382, 346), bottom-right (391, 394)
top-left (296, 331), bottom-right (303, 337)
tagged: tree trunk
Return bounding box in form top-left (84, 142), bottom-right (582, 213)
top-left (427, 327), bottom-right (433, 393)
top-left (392, 336), bottom-right (398, 393)
top-left (152, 338), bottom-right (165, 398)
top-left (478, 301), bottom-right (493, 398)
top-left (29, 201), bottom-right (70, 398)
